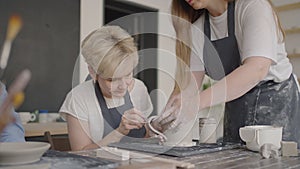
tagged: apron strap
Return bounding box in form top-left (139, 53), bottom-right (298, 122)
top-left (204, 2), bottom-right (235, 40)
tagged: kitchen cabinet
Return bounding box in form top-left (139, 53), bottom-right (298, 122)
top-left (24, 122), bottom-right (67, 137)
top-left (24, 122), bottom-right (68, 144)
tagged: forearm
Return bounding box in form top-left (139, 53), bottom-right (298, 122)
top-left (97, 129), bottom-right (125, 146)
top-left (83, 125), bottom-right (151, 150)
top-left (81, 129), bottom-right (125, 150)
top-left (67, 114), bottom-right (123, 151)
top-left (199, 57), bottom-right (271, 109)
top-left (75, 131), bottom-right (124, 150)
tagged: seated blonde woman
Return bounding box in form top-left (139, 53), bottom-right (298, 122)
top-left (60, 26), bottom-right (156, 151)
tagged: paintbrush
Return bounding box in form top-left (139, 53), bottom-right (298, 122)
top-left (0, 14), bottom-right (23, 70)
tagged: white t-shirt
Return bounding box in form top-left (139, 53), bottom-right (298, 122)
top-left (190, 0), bottom-right (292, 82)
top-left (59, 78), bottom-right (153, 142)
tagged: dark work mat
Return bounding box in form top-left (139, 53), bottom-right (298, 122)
top-left (43, 150), bottom-right (119, 169)
top-left (109, 139), bottom-right (241, 157)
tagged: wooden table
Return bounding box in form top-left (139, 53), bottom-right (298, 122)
top-left (72, 147), bottom-right (300, 169)
top-left (1, 148), bottom-right (299, 169)
top-left (23, 122), bottom-right (67, 137)
top-left (164, 148), bottom-right (300, 169)
top-left (21, 122), bottom-right (300, 169)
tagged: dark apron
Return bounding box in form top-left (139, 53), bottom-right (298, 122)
top-left (203, 2), bottom-right (240, 81)
top-left (203, 2), bottom-right (300, 147)
top-left (94, 81), bottom-right (146, 139)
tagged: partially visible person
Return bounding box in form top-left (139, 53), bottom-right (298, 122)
top-left (60, 26), bottom-right (177, 151)
top-left (0, 82), bottom-right (25, 142)
top-left (169, 0), bottom-right (300, 147)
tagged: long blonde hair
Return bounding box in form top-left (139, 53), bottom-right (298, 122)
top-left (171, 0), bottom-right (285, 93)
top-left (171, 0), bottom-right (203, 93)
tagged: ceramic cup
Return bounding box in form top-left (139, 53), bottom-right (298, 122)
top-left (47, 113), bottom-right (60, 122)
top-left (18, 112), bottom-right (32, 124)
top-left (199, 118), bottom-right (217, 143)
top-left (29, 110), bottom-right (39, 122)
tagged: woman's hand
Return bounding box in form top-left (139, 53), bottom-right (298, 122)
top-left (117, 108), bottom-right (146, 135)
top-left (151, 93), bottom-right (181, 132)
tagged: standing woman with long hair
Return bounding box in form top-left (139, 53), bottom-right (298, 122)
top-left (170, 0), bottom-right (300, 147)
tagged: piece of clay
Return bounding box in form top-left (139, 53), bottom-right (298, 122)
top-left (260, 143), bottom-right (280, 159)
top-left (281, 141), bottom-right (298, 157)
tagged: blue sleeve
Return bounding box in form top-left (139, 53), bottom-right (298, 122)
top-left (0, 83), bottom-right (25, 142)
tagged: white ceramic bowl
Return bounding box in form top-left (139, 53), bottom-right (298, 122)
top-left (239, 125), bottom-right (282, 152)
top-left (0, 142), bottom-right (50, 165)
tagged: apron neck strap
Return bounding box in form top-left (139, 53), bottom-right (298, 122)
top-left (94, 81), bottom-right (132, 111)
top-left (204, 1), bottom-right (235, 39)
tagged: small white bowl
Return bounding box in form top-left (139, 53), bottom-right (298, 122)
top-left (18, 112), bottom-right (32, 124)
top-left (239, 125), bottom-right (282, 152)
top-left (0, 142), bottom-right (50, 165)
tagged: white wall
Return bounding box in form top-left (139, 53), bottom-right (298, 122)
top-left (272, 0), bottom-right (300, 79)
top-left (80, 0), bottom-right (176, 111)
top-left (80, 0), bottom-right (103, 82)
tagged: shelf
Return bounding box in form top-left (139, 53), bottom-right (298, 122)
top-left (288, 53), bottom-right (300, 58)
top-left (285, 27), bottom-right (300, 34)
top-left (24, 122), bottom-right (67, 137)
top-left (276, 2), bottom-right (300, 12)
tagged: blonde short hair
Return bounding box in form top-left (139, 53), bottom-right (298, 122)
top-left (81, 25), bottom-right (138, 79)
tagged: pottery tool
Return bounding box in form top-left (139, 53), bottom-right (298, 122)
top-left (0, 14), bottom-right (23, 71)
top-left (0, 14), bottom-right (27, 107)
